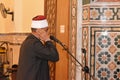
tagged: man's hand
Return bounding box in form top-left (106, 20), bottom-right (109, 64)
top-left (37, 29), bottom-right (50, 42)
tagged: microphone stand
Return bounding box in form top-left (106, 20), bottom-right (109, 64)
top-left (56, 41), bottom-right (96, 80)
top-left (81, 48), bottom-right (88, 80)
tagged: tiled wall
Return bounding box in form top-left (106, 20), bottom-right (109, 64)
top-left (90, 27), bottom-right (120, 80)
top-left (82, 1), bottom-right (120, 80)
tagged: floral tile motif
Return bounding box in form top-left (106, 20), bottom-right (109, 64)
top-left (114, 52), bottom-right (120, 65)
top-left (97, 68), bottom-right (111, 80)
top-left (90, 7), bottom-right (119, 20)
top-left (97, 34), bottom-right (111, 48)
top-left (97, 51), bottom-right (111, 64)
top-left (114, 35), bottom-right (120, 48)
top-left (83, 5), bottom-right (120, 25)
top-left (90, 8), bottom-right (100, 20)
top-left (95, 31), bottom-right (120, 80)
top-left (90, 27), bottom-right (120, 80)
top-left (113, 68), bottom-right (120, 79)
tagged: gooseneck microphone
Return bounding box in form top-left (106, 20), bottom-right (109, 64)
top-left (50, 36), bottom-right (94, 79)
top-left (50, 35), bottom-right (62, 44)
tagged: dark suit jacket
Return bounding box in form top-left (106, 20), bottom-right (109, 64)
top-left (16, 34), bottom-right (59, 80)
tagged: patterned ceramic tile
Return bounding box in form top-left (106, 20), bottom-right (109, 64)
top-left (89, 27), bottom-right (120, 80)
top-left (69, 0), bottom-right (78, 80)
top-left (108, 45), bottom-right (117, 54)
top-left (108, 61), bottom-right (116, 71)
top-left (90, 7), bottom-right (120, 20)
top-left (83, 4), bottom-right (120, 25)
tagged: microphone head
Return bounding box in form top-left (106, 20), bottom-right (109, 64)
top-left (50, 35), bottom-right (55, 40)
top-left (50, 35), bottom-right (62, 44)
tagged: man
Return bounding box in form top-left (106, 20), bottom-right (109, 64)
top-left (16, 15), bottom-right (59, 80)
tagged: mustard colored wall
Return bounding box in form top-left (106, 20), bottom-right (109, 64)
top-left (0, 0), bottom-right (14, 33)
top-left (0, 0), bottom-right (44, 33)
top-left (22, 0), bottom-right (44, 32)
top-left (13, 0), bottom-right (44, 64)
top-left (0, 0), bottom-right (44, 65)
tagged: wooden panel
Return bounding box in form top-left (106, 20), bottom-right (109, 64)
top-left (44, 0), bottom-right (69, 80)
top-left (55, 0), bottom-right (69, 80)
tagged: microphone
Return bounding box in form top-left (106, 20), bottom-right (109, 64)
top-left (50, 35), bottom-right (62, 44)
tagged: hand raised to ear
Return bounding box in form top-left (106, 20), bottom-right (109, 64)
top-left (37, 29), bottom-right (50, 42)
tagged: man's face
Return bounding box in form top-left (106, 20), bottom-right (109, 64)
top-left (41, 27), bottom-right (49, 32)
top-left (36, 27), bottom-right (49, 35)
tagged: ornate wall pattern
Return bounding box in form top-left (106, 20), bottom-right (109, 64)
top-left (82, 27), bottom-right (89, 80)
top-left (44, 0), bottom-right (57, 35)
top-left (82, 2), bottom-right (120, 80)
top-left (44, 0), bottom-right (57, 80)
top-left (69, 0), bottom-right (77, 80)
top-left (90, 5), bottom-right (120, 24)
top-left (83, 4), bottom-right (120, 25)
top-left (90, 27), bottom-right (120, 80)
